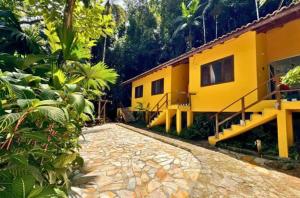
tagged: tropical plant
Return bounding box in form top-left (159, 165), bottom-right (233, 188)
top-left (70, 62), bottom-right (118, 99)
top-left (101, 0), bottom-right (126, 62)
top-left (0, 69), bottom-right (86, 197)
top-left (282, 66), bottom-right (300, 86)
top-left (255, 0), bottom-right (269, 19)
top-left (0, 9), bottom-right (43, 55)
top-left (0, 4), bottom-right (118, 197)
top-left (172, 0), bottom-right (201, 50)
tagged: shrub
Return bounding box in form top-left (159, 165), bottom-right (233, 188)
top-left (0, 10), bottom-right (118, 197)
top-left (282, 66), bottom-right (300, 86)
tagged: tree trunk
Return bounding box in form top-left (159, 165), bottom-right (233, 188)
top-left (63, 0), bottom-right (76, 29)
top-left (103, 37), bottom-right (107, 62)
top-left (215, 15), bottom-right (218, 39)
top-left (203, 14), bottom-right (207, 44)
top-left (187, 27), bottom-right (193, 50)
top-left (255, 0), bottom-right (260, 20)
top-left (278, 0), bottom-right (285, 9)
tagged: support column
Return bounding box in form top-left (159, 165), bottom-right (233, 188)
top-left (287, 111), bottom-right (294, 147)
top-left (277, 110), bottom-right (293, 158)
top-left (145, 111), bottom-right (149, 123)
top-left (166, 109), bottom-right (172, 132)
top-left (187, 110), bottom-right (193, 128)
top-left (176, 109), bottom-right (182, 134)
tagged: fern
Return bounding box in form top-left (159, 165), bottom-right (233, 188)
top-left (12, 175), bottom-right (35, 198)
top-left (10, 153), bottom-right (28, 166)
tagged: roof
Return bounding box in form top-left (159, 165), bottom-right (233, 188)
top-left (122, 3), bottom-right (300, 85)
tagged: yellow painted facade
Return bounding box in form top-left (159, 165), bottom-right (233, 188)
top-left (131, 66), bottom-right (172, 111)
top-left (189, 31), bottom-right (258, 112)
top-left (129, 18), bottom-right (300, 158)
top-left (131, 63), bottom-right (189, 111)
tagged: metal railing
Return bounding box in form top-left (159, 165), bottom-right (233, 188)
top-left (147, 91), bottom-right (194, 124)
top-left (210, 76), bottom-right (300, 138)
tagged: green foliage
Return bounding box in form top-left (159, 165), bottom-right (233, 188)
top-left (173, 0), bottom-right (201, 49)
top-left (217, 124), bottom-right (279, 155)
top-left (282, 66), bottom-right (300, 86)
top-left (16, 0), bottom-right (115, 40)
top-left (0, 3), bottom-right (118, 197)
top-left (0, 9), bottom-right (43, 55)
top-left (148, 113), bottom-right (212, 140)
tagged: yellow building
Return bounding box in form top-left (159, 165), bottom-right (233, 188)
top-left (122, 4), bottom-right (300, 158)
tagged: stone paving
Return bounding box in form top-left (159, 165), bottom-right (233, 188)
top-left (72, 124), bottom-right (300, 198)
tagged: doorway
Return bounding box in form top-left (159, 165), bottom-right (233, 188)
top-left (269, 55), bottom-right (300, 100)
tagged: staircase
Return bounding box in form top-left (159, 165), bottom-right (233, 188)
top-left (209, 76), bottom-right (300, 146)
top-left (209, 108), bottom-right (278, 145)
top-left (147, 93), bottom-right (169, 128)
top-left (148, 109), bottom-right (176, 127)
top-left (147, 92), bottom-right (191, 128)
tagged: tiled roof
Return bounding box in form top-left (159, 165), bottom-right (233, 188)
top-left (122, 3), bottom-right (300, 85)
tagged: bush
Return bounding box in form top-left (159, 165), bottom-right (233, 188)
top-left (149, 113), bottom-right (212, 140)
top-left (0, 10), bottom-right (118, 197)
top-left (282, 66), bottom-right (300, 86)
top-left (217, 123), bottom-right (279, 155)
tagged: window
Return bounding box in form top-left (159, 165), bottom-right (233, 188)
top-left (135, 85), bottom-right (143, 98)
top-left (201, 55), bottom-right (234, 86)
top-left (151, 78), bottom-right (164, 95)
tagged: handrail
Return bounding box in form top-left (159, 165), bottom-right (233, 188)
top-left (210, 77), bottom-right (275, 119)
top-left (149, 93), bottom-right (168, 112)
top-left (217, 91), bottom-right (276, 126)
top-left (212, 75), bottom-right (300, 138)
top-left (147, 91), bottom-right (193, 124)
top-left (217, 89), bottom-right (300, 128)
top-left (148, 93), bottom-right (168, 124)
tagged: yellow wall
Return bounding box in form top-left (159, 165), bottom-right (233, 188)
top-left (189, 31), bottom-right (259, 112)
top-left (132, 66), bottom-right (172, 111)
top-left (256, 19), bottom-right (300, 99)
top-left (265, 19), bottom-right (300, 63)
top-left (131, 64), bottom-right (189, 111)
top-left (256, 33), bottom-right (269, 99)
top-left (171, 63), bottom-right (189, 104)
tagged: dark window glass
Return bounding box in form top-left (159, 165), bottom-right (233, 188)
top-left (135, 85), bottom-right (143, 98)
top-left (201, 56), bottom-right (234, 86)
top-left (151, 78), bottom-right (164, 95)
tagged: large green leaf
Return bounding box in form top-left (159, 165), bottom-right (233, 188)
top-left (35, 100), bottom-right (60, 107)
top-left (17, 99), bottom-right (39, 109)
top-left (0, 53), bottom-right (48, 70)
top-left (83, 99), bottom-right (94, 118)
top-left (53, 69), bottom-right (66, 89)
top-left (10, 153), bottom-right (28, 166)
top-left (53, 153), bottom-right (77, 169)
top-left (12, 175), bottom-right (35, 198)
top-left (11, 84), bottom-right (35, 99)
top-left (36, 106), bottom-right (66, 125)
top-left (0, 112), bottom-right (22, 133)
top-left (22, 131), bottom-right (48, 142)
top-left (69, 93), bottom-right (85, 114)
top-left (27, 185), bottom-right (66, 198)
top-left (39, 89), bottom-right (59, 100)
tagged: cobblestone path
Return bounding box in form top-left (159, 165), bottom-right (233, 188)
top-left (72, 124), bottom-right (300, 198)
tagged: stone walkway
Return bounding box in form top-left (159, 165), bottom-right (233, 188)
top-left (72, 124), bottom-right (300, 198)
